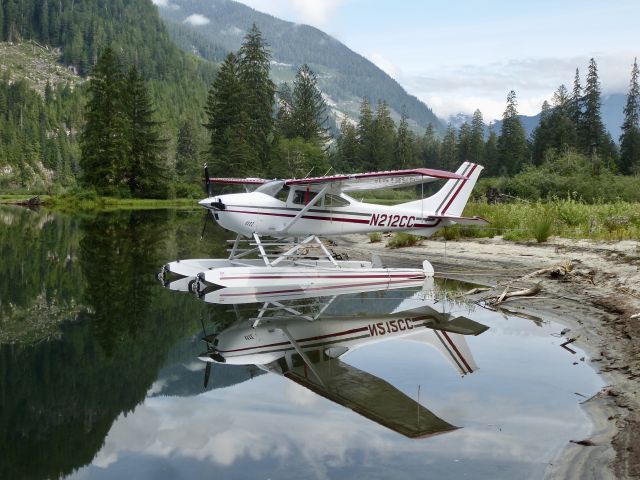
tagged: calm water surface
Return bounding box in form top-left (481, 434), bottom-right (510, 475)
top-left (0, 206), bottom-right (604, 479)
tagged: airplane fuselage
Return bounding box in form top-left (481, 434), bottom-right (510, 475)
top-left (200, 191), bottom-right (443, 237)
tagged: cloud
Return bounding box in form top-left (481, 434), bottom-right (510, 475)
top-left (400, 54), bottom-right (636, 121)
top-left (184, 14), bottom-right (211, 26)
top-left (151, 0), bottom-right (179, 10)
top-left (238, 0), bottom-right (349, 27)
top-left (366, 52), bottom-right (402, 81)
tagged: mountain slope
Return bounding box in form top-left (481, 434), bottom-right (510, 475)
top-left (155, 0), bottom-right (444, 132)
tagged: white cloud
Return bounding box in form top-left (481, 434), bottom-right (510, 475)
top-left (238, 0), bottom-right (349, 28)
top-left (184, 14), bottom-right (211, 26)
top-left (151, 0), bottom-right (179, 10)
top-left (400, 54), bottom-right (637, 122)
top-left (366, 52), bottom-right (402, 81)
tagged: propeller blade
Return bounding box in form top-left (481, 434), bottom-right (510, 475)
top-left (200, 211), bottom-right (211, 240)
top-left (204, 163), bottom-right (212, 197)
top-left (204, 362), bottom-right (211, 389)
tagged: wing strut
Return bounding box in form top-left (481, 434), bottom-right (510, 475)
top-left (278, 326), bottom-right (326, 387)
top-left (281, 184), bottom-right (329, 234)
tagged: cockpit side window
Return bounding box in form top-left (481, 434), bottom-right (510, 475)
top-left (275, 185), bottom-right (290, 202)
top-left (292, 190), bottom-right (317, 205)
top-left (323, 194), bottom-right (350, 207)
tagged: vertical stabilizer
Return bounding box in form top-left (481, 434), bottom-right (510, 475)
top-left (399, 162), bottom-right (483, 216)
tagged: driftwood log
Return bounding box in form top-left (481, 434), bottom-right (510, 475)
top-left (486, 283), bottom-right (543, 306)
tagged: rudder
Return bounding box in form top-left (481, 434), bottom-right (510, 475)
top-left (399, 162), bottom-right (483, 216)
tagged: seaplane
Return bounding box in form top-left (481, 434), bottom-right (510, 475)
top-left (184, 281), bottom-right (489, 438)
top-left (160, 161), bottom-right (486, 292)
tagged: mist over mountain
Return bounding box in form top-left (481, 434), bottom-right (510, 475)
top-left (155, 0), bottom-right (444, 132)
top-left (448, 93), bottom-right (626, 141)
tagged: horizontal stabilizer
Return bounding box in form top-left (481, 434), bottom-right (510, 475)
top-left (430, 316), bottom-right (490, 336)
top-left (431, 215), bottom-right (489, 226)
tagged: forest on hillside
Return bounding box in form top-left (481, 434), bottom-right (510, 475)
top-left (0, 0), bottom-right (639, 202)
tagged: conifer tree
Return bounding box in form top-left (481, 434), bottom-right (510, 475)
top-left (420, 123), bottom-right (440, 169)
top-left (619, 58), bottom-right (640, 174)
top-left (123, 66), bottom-right (170, 198)
top-left (456, 121), bottom-right (472, 163)
top-left (469, 109), bottom-right (485, 163)
top-left (275, 82), bottom-right (294, 139)
top-left (484, 127), bottom-right (499, 175)
top-left (571, 68), bottom-right (583, 128)
top-left (334, 118), bottom-right (359, 171)
top-left (289, 64), bottom-right (329, 145)
top-left (441, 123), bottom-right (457, 171)
top-left (356, 98), bottom-right (375, 171)
top-left (80, 47), bottom-right (127, 192)
top-left (238, 23), bottom-right (276, 169)
top-left (204, 52), bottom-right (258, 176)
top-left (395, 110), bottom-right (415, 168)
top-left (175, 120), bottom-right (199, 180)
top-left (372, 101), bottom-right (396, 170)
top-left (582, 58), bottom-right (611, 161)
top-left (497, 90), bottom-right (529, 174)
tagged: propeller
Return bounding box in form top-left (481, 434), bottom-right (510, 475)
top-left (198, 315), bottom-right (225, 389)
top-left (204, 163), bottom-right (212, 197)
top-left (200, 210), bottom-right (211, 240)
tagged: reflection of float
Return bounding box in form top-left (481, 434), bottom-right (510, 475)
top-left (159, 276), bottom-right (489, 438)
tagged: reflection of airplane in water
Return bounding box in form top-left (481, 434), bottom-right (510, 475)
top-left (160, 276), bottom-right (489, 438)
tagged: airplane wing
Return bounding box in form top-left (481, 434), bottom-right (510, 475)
top-left (285, 168), bottom-right (467, 192)
top-left (282, 356), bottom-right (458, 438)
top-left (205, 168), bottom-right (466, 194)
top-left (206, 177), bottom-right (269, 186)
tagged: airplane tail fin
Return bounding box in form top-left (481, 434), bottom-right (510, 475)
top-left (399, 162), bottom-right (483, 217)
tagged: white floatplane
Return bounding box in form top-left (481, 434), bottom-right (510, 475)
top-left (160, 161), bottom-right (486, 291)
top-left (189, 282), bottom-right (488, 438)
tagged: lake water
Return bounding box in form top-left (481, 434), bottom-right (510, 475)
top-left (0, 206), bottom-right (604, 479)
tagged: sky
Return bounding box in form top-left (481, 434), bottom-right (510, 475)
top-left (235, 0), bottom-right (640, 122)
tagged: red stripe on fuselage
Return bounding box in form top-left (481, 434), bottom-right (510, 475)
top-left (216, 278), bottom-right (425, 298)
top-left (218, 326), bottom-right (370, 353)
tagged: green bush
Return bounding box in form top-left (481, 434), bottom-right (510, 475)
top-left (368, 232), bottom-right (382, 243)
top-left (387, 232), bottom-right (422, 248)
top-left (532, 216), bottom-right (553, 243)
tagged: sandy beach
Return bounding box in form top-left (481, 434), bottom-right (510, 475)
top-left (333, 234), bottom-right (640, 479)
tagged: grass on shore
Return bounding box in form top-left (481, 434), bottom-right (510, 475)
top-left (444, 199), bottom-right (640, 242)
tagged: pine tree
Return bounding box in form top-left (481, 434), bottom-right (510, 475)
top-left (582, 58), bottom-right (610, 162)
top-left (238, 23), bottom-right (275, 169)
top-left (333, 118), bottom-right (359, 172)
top-left (275, 82), bottom-right (294, 139)
top-left (372, 101), bottom-right (396, 170)
top-left (456, 121), bottom-right (472, 163)
top-left (441, 123), bottom-right (457, 171)
top-left (204, 52), bottom-right (258, 177)
top-left (469, 109), bottom-right (485, 163)
top-left (289, 64), bottom-right (329, 145)
top-left (497, 90), bottom-right (529, 174)
top-left (175, 120), bottom-right (199, 180)
top-left (395, 110), bottom-right (415, 168)
top-left (80, 47), bottom-right (127, 192)
top-left (122, 66), bottom-right (170, 198)
top-left (356, 98), bottom-right (375, 171)
top-left (484, 127), bottom-right (499, 175)
top-left (571, 68), bottom-right (583, 128)
top-left (420, 123), bottom-right (440, 169)
top-left (619, 58), bottom-right (640, 174)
